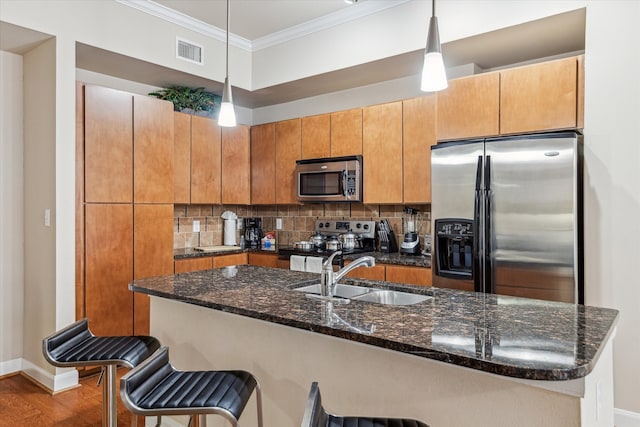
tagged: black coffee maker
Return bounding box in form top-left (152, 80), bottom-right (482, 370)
top-left (244, 217), bottom-right (264, 248)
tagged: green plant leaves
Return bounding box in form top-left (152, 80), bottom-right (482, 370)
top-left (148, 86), bottom-right (222, 117)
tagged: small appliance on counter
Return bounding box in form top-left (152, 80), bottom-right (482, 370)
top-left (243, 217), bottom-right (264, 248)
top-left (221, 210), bottom-right (238, 246)
top-left (400, 208), bottom-right (422, 255)
top-left (378, 219), bottom-right (398, 253)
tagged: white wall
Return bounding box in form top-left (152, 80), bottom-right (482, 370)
top-left (582, 1), bottom-right (640, 417)
top-left (0, 51), bottom-right (24, 374)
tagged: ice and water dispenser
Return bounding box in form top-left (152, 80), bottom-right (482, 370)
top-left (434, 219), bottom-right (474, 280)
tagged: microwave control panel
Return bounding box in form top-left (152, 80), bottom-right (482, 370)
top-left (345, 170), bottom-right (357, 196)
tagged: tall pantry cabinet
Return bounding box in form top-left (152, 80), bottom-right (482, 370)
top-left (78, 84), bottom-right (174, 337)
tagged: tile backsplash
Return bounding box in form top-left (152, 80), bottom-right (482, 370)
top-left (174, 204), bottom-right (431, 249)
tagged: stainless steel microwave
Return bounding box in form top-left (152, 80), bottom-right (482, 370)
top-left (295, 155), bottom-right (362, 203)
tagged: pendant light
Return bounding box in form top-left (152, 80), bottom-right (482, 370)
top-left (218, 0), bottom-right (236, 127)
top-left (420, 0), bottom-right (448, 92)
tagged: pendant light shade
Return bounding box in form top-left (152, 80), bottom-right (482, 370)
top-left (218, 0), bottom-right (236, 127)
top-left (421, 1), bottom-right (448, 92)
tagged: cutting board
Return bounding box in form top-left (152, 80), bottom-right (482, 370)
top-left (194, 245), bottom-right (241, 253)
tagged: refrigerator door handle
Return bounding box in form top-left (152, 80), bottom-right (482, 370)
top-left (484, 155), bottom-right (494, 294)
top-left (473, 156), bottom-right (483, 292)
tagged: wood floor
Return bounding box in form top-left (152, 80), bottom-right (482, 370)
top-left (0, 371), bottom-right (144, 427)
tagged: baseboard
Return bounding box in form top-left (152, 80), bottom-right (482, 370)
top-left (615, 408), bottom-right (640, 427)
top-left (0, 358), bottom-right (22, 376)
top-left (13, 358), bottom-right (78, 393)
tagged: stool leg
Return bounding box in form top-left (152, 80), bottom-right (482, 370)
top-left (102, 365), bottom-right (118, 427)
top-left (255, 382), bottom-right (264, 427)
top-left (199, 414), bottom-right (207, 427)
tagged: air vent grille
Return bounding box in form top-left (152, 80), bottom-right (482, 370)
top-left (176, 38), bottom-right (203, 65)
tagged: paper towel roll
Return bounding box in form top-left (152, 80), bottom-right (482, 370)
top-left (224, 219), bottom-right (236, 245)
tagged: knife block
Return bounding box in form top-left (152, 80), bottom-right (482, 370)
top-left (378, 220), bottom-right (399, 253)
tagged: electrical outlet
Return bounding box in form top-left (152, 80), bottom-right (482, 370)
top-left (44, 209), bottom-right (51, 227)
top-left (193, 220), bottom-right (200, 232)
top-left (276, 218), bottom-right (283, 230)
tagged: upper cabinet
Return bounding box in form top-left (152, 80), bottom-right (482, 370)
top-left (363, 102), bottom-right (403, 204)
top-left (190, 115), bottom-right (221, 204)
top-left (222, 125), bottom-right (251, 204)
top-left (330, 108), bottom-right (362, 157)
top-left (84, 85), bottom-right (133, 203)
top-left (173, 112), bottom-right (191, 204)
top-left (275, 118), bottom-right (301, 205)
top-left (436, 72), bottom-right (500, 141)
top-left (133, 95), bottom-right (174, 203)
top-left (500, 56), bottom-right (580, 134)
top-left (301, 114), bottom-right (330, 159)
top-left (251, 123), bottom-right (276, 205)
top-left (403, 95), bottom-right (436, 204)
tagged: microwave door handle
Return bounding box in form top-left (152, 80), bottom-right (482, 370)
top-left (342, 170), bottom-right (347, 196)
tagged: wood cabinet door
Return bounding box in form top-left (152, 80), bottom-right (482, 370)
top-left (213, 253), bottom-right (248, 268)
top-left (251, 123), bottom-right (276, 205)
top-left (500, 57), bottom-right (578, 134)
top-left (385, 265), bottom-right (432, 287)
top-left (330, 108), bottom-right (362, 156)
top-left (175, 257), bottom-right (213, 273)
top-left (248, 252), bottom-right (279, 268)
top-left (133, 95), bottom-right (174, 203)
top-left (191, 115), bottom-right (221, 204)
top-left (436, 72), bottom-right (500, 140)
top-left (85, 203), bottom-right (133, 336)
top-left (301, 114), bottom-right (330, 159)
top-left (275, 118), bottom-right (301, 205)
top-left (84, 85), bottom-right (132, 203)
top-left (363, 102), bottom-right (403, 204)
top-left (174, 112), bottom-right (191, 204)
top-left (344, 262), bottom-right (386, 281)
top-left (133, 204), bottom-right (174, 334)
top-left (222, 125), bottom-right (251, 204)
top-left (403, 95), bottom-right (436, 204)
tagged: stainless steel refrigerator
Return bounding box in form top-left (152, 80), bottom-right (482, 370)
top-left (430, 131), bottom-right (583, 303)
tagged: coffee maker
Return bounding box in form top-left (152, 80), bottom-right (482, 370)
top-left (243, 217), bottom-right (264, 248)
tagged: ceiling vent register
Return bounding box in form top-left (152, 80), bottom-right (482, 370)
top-left (176, 38), bottom-right (203, 65)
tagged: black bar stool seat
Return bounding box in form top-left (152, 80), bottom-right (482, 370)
top-left (302, 382), bottom-right (429, 427)
top-left (42, 318), bottom-right (161, 427)
top-left (121, 346), bottom-right (263, 427)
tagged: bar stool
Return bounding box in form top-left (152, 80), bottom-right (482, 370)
top-left (42, 318), bottom-right (161, 427)
top-left (120, 346), bottom-right (263, 427)
top-left (302, 382), bottom-right (429, 427)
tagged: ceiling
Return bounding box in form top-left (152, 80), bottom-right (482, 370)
top-left (1, 1), bottom-right (585, 109)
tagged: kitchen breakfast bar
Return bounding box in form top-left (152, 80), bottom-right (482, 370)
top-left (130, 265), bottom-right (618, 427)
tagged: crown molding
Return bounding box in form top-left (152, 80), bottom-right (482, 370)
top-left (115, 0), bottom-right (410, 53)
top-left (115, 0), bottom-right (252, 51)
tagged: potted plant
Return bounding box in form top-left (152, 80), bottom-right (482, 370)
top-left (148, 86), bottom-right (221, 118)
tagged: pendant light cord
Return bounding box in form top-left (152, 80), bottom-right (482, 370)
top-left (226, 0), bottom-right (230, 78)
top-left (432, 0), bottom-right (435, 17)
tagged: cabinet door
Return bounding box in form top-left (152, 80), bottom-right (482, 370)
top-left (174, 112), bottom-right (191, 204)
top-left (175, 257), bottom-right (213, 273)
top-left (330, 108), bottom-right (362, 156)
top-left (213, 253), bottom-right (248, 268)
top-left (85, 204), bottom-right (133, 336)
top-left (222, 125), bottom-right (251, 204)
top-left (344, 262), bottom-right (386, 281)
top-left (134, 95), bottom-right (174, 203)
top-left (133, 204), bottom-right (174, 335)
top-left (275, 118), bottom-right (301, 205)
top-left (436, 73), bottom-right (500, 140)
top-left (248, 252), bottom-right (279, 268)
top-left (403, 95), bottom-right (436, 203)
top-left (363, 102), bottom-right (403, 204)
top-left (191, 116), bottom-right (221, 204)
top-left (251, 123), bottom-right (276, 205)
top-left (500, 57), bottom-right (578, 134)
top-left (84, 85), bottom-right (132, 203)
top-left (301, 114), bottom-right (330, 159)
top-left (385, 265), bottom-right (432, 287)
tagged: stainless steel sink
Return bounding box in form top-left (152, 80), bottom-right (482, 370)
top-left (292, 283), bottom-right (372, 299)
top-left (352, 290), bottom-right (431, 306)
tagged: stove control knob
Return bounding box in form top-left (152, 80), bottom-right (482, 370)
top-left (318, 223), bottom-right (324, 228)
top-left (325, 222), bottom-right (330, 228)
top-left (363, 224), bottom-right (369, 230)
top-left (355, 223), bottom-right (362, 229)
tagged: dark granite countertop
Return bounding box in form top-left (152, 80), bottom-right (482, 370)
top-left (344, 251), bottom-right (431, 268)
top-left (174, 246), bottom-right (278, 260)
top-left (130, 265), bottom-right (618, 381)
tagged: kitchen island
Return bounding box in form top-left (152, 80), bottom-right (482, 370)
top-left (130, 265), bottom-right (618, 427)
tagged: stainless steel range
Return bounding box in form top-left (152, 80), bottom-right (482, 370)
top-left (278, 220), bottom-right (376, 268)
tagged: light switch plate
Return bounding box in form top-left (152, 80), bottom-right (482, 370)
top-left (193, 220), bottom-right (200, 232)
top-left (276, 218), bottom-right (283, 230)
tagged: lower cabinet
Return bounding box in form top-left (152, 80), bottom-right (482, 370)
top-left (175, 257), bottom-right (213, 273)
top-left (213, 253), bottom-right (249, 268)
top-left (248, 253), bottom-right (279, 268)
top-left (344, 261), bottom-right (386, 281)
top-left (343, 261), bottom-right (431, 287)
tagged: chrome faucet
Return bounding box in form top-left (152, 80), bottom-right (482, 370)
top-left (320, 252), bottom-right (376, 297)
